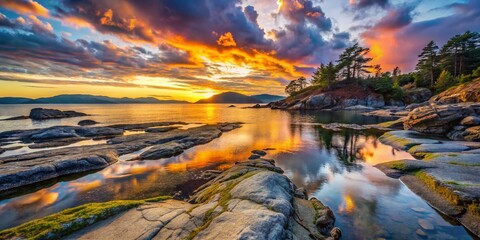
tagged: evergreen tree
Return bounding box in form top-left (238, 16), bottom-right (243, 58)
top-left (439, 31), bottom-right (480, 77)
top-left (416, 41), bottom-right (439, 87)
top-left (435, 70), bottom-right (457, 93)
top-left (337, 43), bottom-right (372, 80)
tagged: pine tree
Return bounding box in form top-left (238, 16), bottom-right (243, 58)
top-left (416, 41), bottom-right (439, 87)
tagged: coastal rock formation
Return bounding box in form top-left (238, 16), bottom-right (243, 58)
top-left (0, 150), bottom-right (118, 192)
top-left (67, 159), bottom-right (339, 240)
top-left (29, 108), bottom-right (87, 120)
top-left (404, 88), bottom-right (432, 104)
top-left (0, 122), bottom-right (241, 193)
top-left (403, 103), bottom-right (480, 135)
top-left (429, 79), bottom-right (480, 104)
top-left (377, 130), bottom-right (480, 237)
top-left (269, 82), bottom-right (386, 110)
top-left (78, 119), bottom-right (98, 126)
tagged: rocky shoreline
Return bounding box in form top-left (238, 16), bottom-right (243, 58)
top-left (374, 130), bottom-right (480, 237)
top-left (0, 122), bottom-right (242, 193)
top-left (0, 159), bottom-right (340, 240)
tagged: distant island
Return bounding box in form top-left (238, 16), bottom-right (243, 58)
top-left (0, 94), bottom-right (190, 104)
top-left (0, 93), bottom-right (285, 105)
top-left (195, 92), bottom-right (284, 104)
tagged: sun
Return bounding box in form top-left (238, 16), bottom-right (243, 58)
top-left (203, 89), bottom-right (217, 98)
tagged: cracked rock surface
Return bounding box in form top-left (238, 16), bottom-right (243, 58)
top-left (69, 159), bottom-right (339, 240)
top-left (0, 122), bottom-right (241, 193)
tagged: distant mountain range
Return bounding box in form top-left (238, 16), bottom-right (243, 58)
top-left (0, 94), bottom-right (190, 104)
top-left (195, 92), bottom-right (285, 104)
top-left (0, 93), bottom-right (285, 104)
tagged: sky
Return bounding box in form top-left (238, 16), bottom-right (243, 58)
top-left (0, 0), bottom-right (479, 101)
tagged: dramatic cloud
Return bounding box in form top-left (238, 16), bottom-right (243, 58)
top-left (0, 0), bottom-right (478, 99)
top-left (0, 0), bottom-right (49, 17)
top-left (349, 0), bottom-right (390, 9)
top-left (361, 0), bottom-right (480, 71)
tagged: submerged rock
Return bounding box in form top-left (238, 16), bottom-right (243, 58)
top-left (78, 119), bottom-right (98, 126)
top-left (29, 108), bottom-right (87, 120)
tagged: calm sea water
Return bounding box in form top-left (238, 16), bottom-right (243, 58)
top-left (0, 104), bottom-right (475, 239)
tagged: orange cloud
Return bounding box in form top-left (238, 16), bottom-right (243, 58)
top-left (216, 32), bottom-right (237, 47)
top-left (0, 0), bottom-right (49, 17)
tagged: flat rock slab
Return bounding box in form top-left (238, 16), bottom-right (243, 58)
top-left (378, 130), bottom-right (441, 150)
top-left (68, 159), bottom-right (339, 240)
top-left (408, 143), bottom-right (470, 156)
top-left (0, 123), bottom-right (242, 193)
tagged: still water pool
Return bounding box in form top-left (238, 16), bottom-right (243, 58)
top-left (0, 104), bottom-right (476, 239)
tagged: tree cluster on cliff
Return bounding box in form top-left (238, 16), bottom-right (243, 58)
top-left (285, 30), bottom-right (480, 97)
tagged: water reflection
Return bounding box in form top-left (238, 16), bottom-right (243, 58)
top-left (0, 105), bottom-right (475, 239)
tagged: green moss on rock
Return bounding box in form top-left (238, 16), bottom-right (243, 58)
top-left (0, 196), bottom-right (170, 240)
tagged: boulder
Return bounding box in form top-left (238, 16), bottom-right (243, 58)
top-left (403, 103), bottom-right (480, 134)
top-left (29, 108), bottom-right (87, 120)
top-left (304, 93), bottom-right (334, 109)
top-left (366, 95), bottom-right (385, 108)
top-left (251, 150), bottom-right (267, 156)
top-left (404, 88), bottom-right (432, 104)
top-left (460, 116), bottom-right (480, 126)
top-left (78, 120), bottom-right (98, 126)
top-left (430, 79), bottom-right (480, 104)
top-left (463, 126), bottom-right (480, 141)
top-left (140, 142), bottom-right (184, 160)
top-left (30, 128), bottom-right (79, 140)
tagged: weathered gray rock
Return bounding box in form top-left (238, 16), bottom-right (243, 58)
top-left (145, 126), bottom-right (179, 133)
top-left (29, 108), bottom-right (87, 120)
top-left (305, 93), bottom-right (334, 109)
top-left (404, 88), bottom-right (432, 104)
top-left (0, 123), bottom-right (242, 193)
top-left (408, 143), bottom-right (470, 156)
top-left (78, 120), bottom-right (98, 126)
top-left (404, 103), bottom-right (480, 135)
top-left (140, 142), bottom-right (184, 160)
top-left (378, 130), bottom-right (441, 150)
top-left (69, 159), bottom-right (338, 240)
top-left (0, 150), bottom-right (118, 191)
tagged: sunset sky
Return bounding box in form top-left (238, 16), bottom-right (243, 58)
top-left (0, 0), bottom-right (479, 101)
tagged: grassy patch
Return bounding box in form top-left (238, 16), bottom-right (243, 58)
top-left (378, 132), bottom-right (414, 149)
top-left (449, 161), bottom-right (480, 167)
top-left (0, 196), bottom-right (170, 240)
top-left (388, 162), bottom-right (407, 171)
top-left (444, 180), bottom-right (480, 187)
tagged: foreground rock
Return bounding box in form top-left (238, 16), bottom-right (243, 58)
top-left (29, 108), bottom-right (87, 120)
top-left (377, 130), bottom-right (480, 237)
top-left (0, 122), bottom-right (241, 193)
top-left (67, 159), bottom-right (339, 240)
top-left (403, 103), bottom-right (480, 136)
